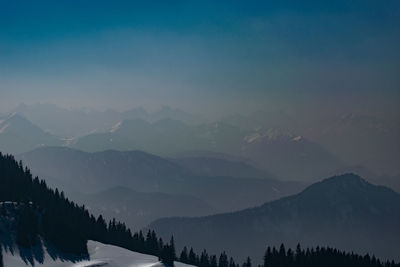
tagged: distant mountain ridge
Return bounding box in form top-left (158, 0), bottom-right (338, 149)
top-left (7, 103), bottom-right (400, 179)
top-left (13, 103), bottom-right (203, 138)
top-left (1, 107), bottom-right (349, 182)
top-left (18, 146), bottom-right (304, 213)
top-left (72, 117), bottom-right (343, 180)
top-left (150, 174), bottom-right (400, 263)
top-left (71, 118), bottom-right (246, 157)
top-left (0, 113), bottom-right (63, 154)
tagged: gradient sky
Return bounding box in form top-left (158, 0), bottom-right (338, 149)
top-left (1, 0), bottom-right (399, 118)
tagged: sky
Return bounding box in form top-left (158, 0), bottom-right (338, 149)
top-left (1, 0), bottom-right (399, 118)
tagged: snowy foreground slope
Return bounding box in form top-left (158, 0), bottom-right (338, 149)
top-left (3, 240), bottom-right (194, 267)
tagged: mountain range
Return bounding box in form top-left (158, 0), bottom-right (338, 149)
top-left (150, 174), bottom-right (400, 263)
top-left (2, 105), bottom-right (399, 184)
top-left (1, 147), bottom-right (399, 266)
top-left (71, 118), bottom-right (344, 181)
top-left (18, 147), bottom-right (304, 220)
top-left (12, 103), bottom-right (203, 138)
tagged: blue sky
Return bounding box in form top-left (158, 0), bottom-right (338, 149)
top-left (1, 0), bottom-right (399, 117)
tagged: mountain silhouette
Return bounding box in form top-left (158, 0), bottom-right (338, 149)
top-left (150, 174), bottom-right (400, 263)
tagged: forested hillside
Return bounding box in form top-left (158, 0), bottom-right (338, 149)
top-left (0, 152), bottom-right (177, 265)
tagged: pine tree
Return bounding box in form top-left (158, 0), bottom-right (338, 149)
top-left (295, 243), bottom-right (302, 266)
top-left (158, 238), bottom-right (164, 258)
top-left (219, 252), bottom-right (229, 267)
top-left (264, 247), bottom-right (271, 267)
top-left (229, 257), bottom-right (236, 267)
top-left (242, 257), bottom-right (251, 267)
top-left (210, 255), bottom-right (218, 267)
top-left (180, 246), bottom-right (189, 263)
top-left (170, 236), bottom-right (176, 261)
top-left (199, 250), bottom-right (210, 267)
top-left (188, 248), bottom-right (197, 265)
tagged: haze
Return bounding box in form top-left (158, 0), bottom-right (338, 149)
top-left (1, 1), bottom-right (400, 266)
top-left (1, 0), bottom-right (399, 119)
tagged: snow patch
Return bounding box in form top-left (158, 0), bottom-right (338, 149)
top-left (272, 187), bottom-right (280, 193)
top-left (2, 240), bottom-right (195, 267)
top-left (244, 133), bottom-right (262, 143)
top-left (7, 112), bottom-right (17, 119)
top-left (111, 122), bottom-right (122, 133)
top-left (0, 123), bottom-right (9, 133)
top-left (291, 136), bottom-right (302, 142)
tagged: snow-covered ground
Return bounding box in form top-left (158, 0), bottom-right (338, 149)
top-left (2, 240), bottom-right (194, 267)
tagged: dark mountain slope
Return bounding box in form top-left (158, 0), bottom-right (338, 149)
top-left (150, 174), bottom-right (400, 263)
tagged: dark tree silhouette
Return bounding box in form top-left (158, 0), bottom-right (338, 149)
top-left (180, 246), bottom-right (189, 263)
top-left (262, 243), bottom-right (400, 267)
top-left (16, 205), bottom-right (39, 248)
top-left (219, 252), bottom-right (228, 267)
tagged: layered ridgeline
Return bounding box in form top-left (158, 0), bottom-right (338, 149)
top-left (12, 104), bottom-right (202, 138)
top-left (18, 147), bottom-right (304, 218)
top-left (3, 108), bottom-right (399, 184)
top-left (0, 153), bottom-right (398, 267)
top-left (150, 174), bottom-right (400, 264)
top-left (71, 118), bottom-right (343, 181)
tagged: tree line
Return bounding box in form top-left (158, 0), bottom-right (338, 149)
top-left (0, 152), bottom-right (399, 267)
top-left (263, 244), bottom-right (399, 267)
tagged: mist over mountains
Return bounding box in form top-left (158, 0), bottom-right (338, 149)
top-left (2, 105), bottom-right (398, 266)
top-left (11, 103), bottom-right (203, 138)
top-left (2, 103), bottom-right (397, 251)
top-left (2, 103), bottom-right (399, 182)
top-left (2, 151), bottom-right (398, 267)
top-left (18, 146), bottom-right (304, 227)
top-left (2, 1), bottom-right (400, 266)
